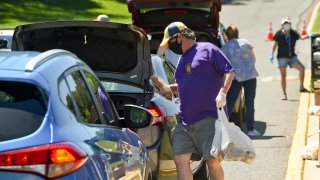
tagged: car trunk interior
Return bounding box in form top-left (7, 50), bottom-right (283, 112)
top-left (139, 9), bottom-right (212, 26)
top-left (16, 27), bottom-right (138, 73)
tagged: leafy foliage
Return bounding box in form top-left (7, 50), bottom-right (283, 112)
top-left (0, 0), bottom-right (132, 28)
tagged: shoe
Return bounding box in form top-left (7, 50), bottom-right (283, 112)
top-left (299, 88), bottom-right (309, 93)
top-left (281, 94), bottom-right (287, 100)
top-left (247, 129), bottom-right (261, 136)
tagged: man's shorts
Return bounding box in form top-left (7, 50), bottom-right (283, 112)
top-left (172, 116), bottom-right (216, 161)
top-left (277, 56), bottom-right (299, 68)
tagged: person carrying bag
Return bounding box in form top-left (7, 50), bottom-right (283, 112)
top-left (211, 108), bottom-right (256, 164)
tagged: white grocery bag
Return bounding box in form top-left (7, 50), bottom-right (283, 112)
top-left (211, 108), bottom-right (256, 164)
top-left (210, 117), bottom-right (224, 161)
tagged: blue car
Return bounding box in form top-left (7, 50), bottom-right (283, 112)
top-left (0, 49), bottom-right (153, 179)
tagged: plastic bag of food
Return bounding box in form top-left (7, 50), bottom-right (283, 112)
top-left (301, 141), bottom-right (319, 160)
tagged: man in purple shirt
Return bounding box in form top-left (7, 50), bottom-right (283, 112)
top-left (157, 22), bottom-right (234, 180)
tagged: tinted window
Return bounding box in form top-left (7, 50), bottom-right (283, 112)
top-left (84, 71), bottom-right (115, 122)
top-left (65, 71), bottom-right (99, 124)
top-left (59, 78), bottom-right (77, 116)
top-left (0, 81), bottom-right (47, 141)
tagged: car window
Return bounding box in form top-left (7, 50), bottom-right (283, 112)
top-left (59, 78), bottom-right (77, 116)
top-left (0, 30), bottom-right (13, 51)
top-left (0, 81), bottom-right (47, 141)
top-left (83, 71), bottom-right (115, 122)
top-left (163, 60), bottom-right (176, 84)
top-left (64, 71), bottom-right (99, 124)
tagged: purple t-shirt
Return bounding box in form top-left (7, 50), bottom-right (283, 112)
top-left (175, 42), bottom-right (233, 125)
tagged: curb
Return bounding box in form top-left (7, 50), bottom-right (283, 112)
top-left (285, 2), bottom-right (320, 179)
top-left (285, 70), bottom-right (311, 180)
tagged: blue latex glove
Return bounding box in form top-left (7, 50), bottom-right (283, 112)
top-left (308, 32), bottom-right (313, 39)
top-left (269, 53), bottom-right (274, 63)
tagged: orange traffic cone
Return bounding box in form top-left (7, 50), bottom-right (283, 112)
top-left (266, 21), bottom-right (274, 41)
top-left (301, 20), bottom-right (307, 36)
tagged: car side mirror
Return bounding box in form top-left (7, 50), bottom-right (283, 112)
top-left (123, 104), bottom-right (152, 128)
top-left (0, 39), bottom-right (8, 49)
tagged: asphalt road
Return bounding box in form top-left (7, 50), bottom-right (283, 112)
top-left (219, 0), bottom-right (318, 179)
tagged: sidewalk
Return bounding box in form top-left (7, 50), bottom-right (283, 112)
top-left (285, 1), bottom-right (320, 179)
top-left (303, 92), bottom-right (320, 180)
top-left (285, 70), bottom-right (320, 180)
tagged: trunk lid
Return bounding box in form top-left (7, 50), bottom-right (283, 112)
top-left (12, 21), bottom-right (153, 89)
top-left (127, 0), bottom-right (221, 31)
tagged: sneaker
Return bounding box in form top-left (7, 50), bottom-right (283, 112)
top-left (247, 129), bottom-right (261, 136)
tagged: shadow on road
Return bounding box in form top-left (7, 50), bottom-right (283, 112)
top-left (248, 121), bottom-right (286, 140)
top-left (250, 135), bottom-right (286, 140)
top-left (288, 99), bottom-right (300, 102)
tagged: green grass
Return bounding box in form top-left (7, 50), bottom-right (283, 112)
top-left (312, 6), bottom-right (320, 32)
top-left (0, 0), bottom-right (132, 28)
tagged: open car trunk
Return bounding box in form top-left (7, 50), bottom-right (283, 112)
top-left (127, 0), bottom-right (222, 53)
top-left (127, 0), bottom-right (221, 30)
top-left (11, 21), bottom-right (153, 90)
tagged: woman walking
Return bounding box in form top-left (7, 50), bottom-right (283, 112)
top-left (222, 24), bottom-right (260, 136)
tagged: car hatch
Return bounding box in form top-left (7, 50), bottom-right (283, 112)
top-left (11, 21), bottom-right (153, 89)
top-left (127, 0), bottom-right (222, 30)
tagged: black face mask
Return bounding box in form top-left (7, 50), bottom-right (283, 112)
top-left (168, 37), bottom-right (183, 55)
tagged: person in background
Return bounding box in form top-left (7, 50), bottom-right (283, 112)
top-left (95, 14), bottom-right (109, 22)
top-left (155, 21), bottom-right (234, 180)
top-left (221, 24), bottom-right (260, 136)
top-left (270, 17), bottom-right (310, 100)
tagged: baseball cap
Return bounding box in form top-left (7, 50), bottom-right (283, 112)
top-left (281, 17), bottom-right (291, 24)
top-left (160, 22), bottom-right (188, 47)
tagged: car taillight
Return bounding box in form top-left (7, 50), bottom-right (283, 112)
top-left (147, 106), bottom-right (166, 125)
top-left (0, 142), bottom-right (87, 179)
top-left (164, 10), bottom-right (188, 14)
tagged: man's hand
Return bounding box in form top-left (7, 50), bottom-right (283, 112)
top-left (215, 92), bottom-right (227, 108)
top-left (150, 75), bottom-right (173, 100)
top-left (159, 85), bottom-right (173, 100)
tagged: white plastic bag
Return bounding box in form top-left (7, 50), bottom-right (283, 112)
top-left (301, 141), bottom-right (319, 160)
top-left (210, 118), bottom-right (224, 161)
top-left (211, 108), bottom-right (256, 164)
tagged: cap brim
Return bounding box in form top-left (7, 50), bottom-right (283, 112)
top-left (160, 37), bottom-right (170, 47)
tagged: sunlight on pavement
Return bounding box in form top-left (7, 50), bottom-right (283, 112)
top-left (260, 76), bottom-right (299, 82)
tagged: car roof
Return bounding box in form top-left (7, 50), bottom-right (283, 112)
top-left (0, 51), bottom-right (41, 71)
top-left (0, 50), bottom-right (78, 72)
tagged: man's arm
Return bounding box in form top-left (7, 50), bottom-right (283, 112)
top-left (219, 71), bottom-right (234, 94)
top-left (215, 70), bottom-right (234, 108)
